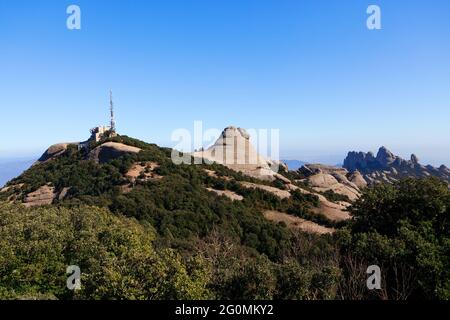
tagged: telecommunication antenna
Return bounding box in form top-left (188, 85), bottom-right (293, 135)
top-left (109, 90), bottom-right (116, 134)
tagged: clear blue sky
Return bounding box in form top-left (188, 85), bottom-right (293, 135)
top-left (1, 0), bottom-right (449, 165)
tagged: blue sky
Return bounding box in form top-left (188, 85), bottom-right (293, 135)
top-left (0, 0), bottom-right (449, 165)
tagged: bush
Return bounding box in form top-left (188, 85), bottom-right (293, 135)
top-left (0, 203), bottom-right (211, 300)
top-left (339, 178), bottom-right (450, 300)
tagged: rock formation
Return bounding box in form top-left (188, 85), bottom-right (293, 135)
top-left (37, 143), bottom-right (75, 163)
top-left (88, 142), bottom-right (141, 163)
top-left (297, 164), bottom-right (362, 201)
top-left (343, 146), bottom-right (450, 184)
top-left (263, 210), bottom-right (334, 235)
top-left (193, 126), bottom-right (287, 182)
top-left (23, 184), bottom-right (56, 207)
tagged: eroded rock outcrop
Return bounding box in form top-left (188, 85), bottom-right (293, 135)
top-left (206, 188), bottom-right (243, 201)
top-left (24, 184), bottom-right (56, 207)
top-left (88, 142), bottom-right (141, 163)
top-left (264, 210), bottom-right (334, 235)
top-left (37, 143), bottom-right (76, 163)
top-left (240, 181), bottom-right (291, 199)
top-left (193, 126), bottom-right (285, 182)
top-left (348, 171), bottom-right (367, 188)
top-left (298, 164), bottom-right (362, 201)
top-left (343, 146), bottom-right (450, 184)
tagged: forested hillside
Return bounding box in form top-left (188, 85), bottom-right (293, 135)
top-left (0, 136), bottom-right (448, 300)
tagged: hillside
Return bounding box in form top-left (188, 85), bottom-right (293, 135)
top-left (0, 132), bottom-right (348, 299)
top-left (1, 132), bottom-right (449, 300)
top-left (1, 131), bottom-right (354, 235)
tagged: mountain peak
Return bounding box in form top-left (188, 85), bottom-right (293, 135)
top-left (410, 154), bottom-right (419, 164)
top-left (220, 126), bottom-right (250, 140)
top-left (343, 147), bottom-right (450, 184)
top-left (194, 126), bottom-right (286, 182)
top-left (376, 146), bottom-right (396, 166)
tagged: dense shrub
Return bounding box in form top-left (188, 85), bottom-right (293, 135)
top-left (338, 177), bottom-right (450, 300)
top-left (0, 203), bottom-right (211, 300)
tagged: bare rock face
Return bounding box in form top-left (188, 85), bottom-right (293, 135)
top-left (410, 154), bottom-right (419, 165)
top-left (343, 146), bottom-right (450, 184)
top-left (300, 164), bottom-right (349, 176)
top-left (125, 161), bottom-right (162, 184)
top-left (311, 198), bottom-right (351, 221)
top-left (376, 146), bottom-right (397, 166)
top-left (343, 151), bottom-right (376, 172)
top-left (295, 187), bottom-right (352, 221)
top-left (37, 143), bottom-right (74, 163)
top-left (308, 173), bottom-right (340, 189)
top-left (296, 164), bottom-right (362, 202)
top-left (206, 188), bottom-right (243, 201)
top-left (348, 171), bottom-right (367, 189)
top-left (439, 165), bottom-right (450, 175)
top-left (305, 171), bottom-right (360, 201)
top-left (240, 182), bottom-right (291, 199)
top-left (88, 142), bottom-right (141, 163)
top-left (58, 187), bottom-right (71, 201)
top-left (264, 210), bottom-right (334, 235)
top-left (24, 184), bottom-right (56, 207)
top-left (37, 138), bottom-right (142, 166)
top-left (193, 126), bottom-right (282, 182)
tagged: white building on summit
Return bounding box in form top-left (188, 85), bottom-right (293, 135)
top-left (89, 126), bottom-right (112, 143)
top-left (37, 91), bottom-right (122, 160)
top-left (89, 90), bottom-right (117, 143)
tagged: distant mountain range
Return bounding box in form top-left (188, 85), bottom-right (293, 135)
top-left (343, 146), bottom-right (450, 184)
top-left (0, 158), bottom-right (35, 187)
top-left (296, 147), bottom-right (449, 189)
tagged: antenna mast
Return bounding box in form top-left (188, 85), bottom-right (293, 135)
top-left (109, 90), bottom-right (116, 134)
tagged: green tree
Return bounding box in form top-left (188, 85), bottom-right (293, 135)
top-left (340, 178), bottom-right (450, 300)
top-left (0, 202), bottom-right (211, 300)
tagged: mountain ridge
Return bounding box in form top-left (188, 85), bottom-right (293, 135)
top-left (2, 129), bottom-right (448, 231)
top-left (0, 131), bottom-right (349, 239)
top-left (1, 129), bottom-right (449, 300)
top-left (343, 146), bottom-right (450, 184)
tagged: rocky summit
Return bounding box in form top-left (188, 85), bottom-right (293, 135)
top-left (193, 126), bottom-right (288, 182)
top-left (343, 146), bottom-right (450, 184)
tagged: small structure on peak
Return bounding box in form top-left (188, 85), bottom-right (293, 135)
top-left (79, 91), bottom-right (118, 149)
top-left (89, 126), bottom-right (111, 143)
top-left (89, 90), bottom-right (117, 142)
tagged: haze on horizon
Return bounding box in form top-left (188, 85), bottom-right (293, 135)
top-left (1, 0), bottom-right (449, 167)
